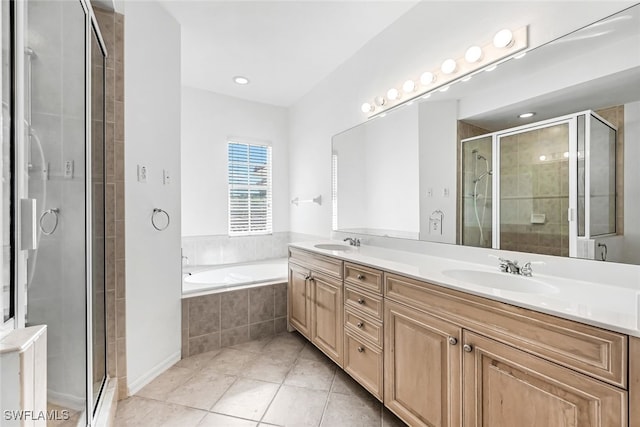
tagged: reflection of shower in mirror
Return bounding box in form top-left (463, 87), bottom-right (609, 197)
top-left (471, 149), bottom-right (492, 246)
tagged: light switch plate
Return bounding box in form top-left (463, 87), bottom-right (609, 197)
top-left (137, 164), bottom-right (148, 183)
top-left (163, 169), bottom-right (171, 185)
top-left (64, 160), bottom-right (74, 179)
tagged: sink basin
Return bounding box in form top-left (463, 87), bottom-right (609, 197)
top-left (314, 243), bottom-right (351, 251)
top-left (442, 269), bottom-right (559, 294)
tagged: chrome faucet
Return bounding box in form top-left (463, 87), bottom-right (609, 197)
top-left (343, 237), bottom-right (361, 247)
top-left (499, 258), bottom-right (534, 277)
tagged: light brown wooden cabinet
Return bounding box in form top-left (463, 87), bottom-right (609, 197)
top-left (384, 300), bottom-right (462, 426)
top-left (310, 271), bottom-right (343, 365)
top-left (289, 248), bottom-right (635, 427)
top-left (288, 249), bottom-right (344, 365)
top-left (462, 331), bottom-right (627, 427)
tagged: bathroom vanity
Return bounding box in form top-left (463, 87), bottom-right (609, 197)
top-left (288, 242), bottom-right (639, 427)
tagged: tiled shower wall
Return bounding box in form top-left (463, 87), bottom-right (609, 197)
top-left (94, 6), bottom-right (127, 400)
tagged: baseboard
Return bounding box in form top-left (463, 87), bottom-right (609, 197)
top-left (127, 350), bottom-right (181, 396)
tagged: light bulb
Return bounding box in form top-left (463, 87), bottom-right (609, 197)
top-left (465, 46), bottom-right (483, 63)
top-left (563, 152), bottom-right (570, 158)
top-left (441, 59), bottom-right (457, 74)
top-left (539, 155), bottom-right (546, 161)
top-left (402, 80), bottom-right (416, 93)
top-left (420, 71), bottom-right (435, 85)
top-left (233, 76), bottom-right (250, 85)
top-left (361, 102), bottom-right (374, 113)
top-left (493, 29), bottom-right (514, 48)
top-left (374, 96), bottom-right (386, 107)
top-left (387, 88), bottom-right (400, 101)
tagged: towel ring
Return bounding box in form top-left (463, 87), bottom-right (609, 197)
top-left (39, 208), bottom-right (60, 236)
top-left (152, 208), bottom-right (170, 231)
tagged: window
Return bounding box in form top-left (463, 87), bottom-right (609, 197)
top-left (228, 141), bottom-right (272, 236)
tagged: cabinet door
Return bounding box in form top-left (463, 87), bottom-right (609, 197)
top-left (463, 331), bottom-right (627, 427)
top-left (311, 273), bottom-right (343, 365)
top-left (384, 301), bottom-right (462, 427)
top-left (288, 263), bottom-right (311, 339)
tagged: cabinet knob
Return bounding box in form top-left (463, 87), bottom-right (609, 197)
top-left (357, 298), bottom-right (365, 305)
top-left (356, 322), bottom-right (364, 328)
top-left (463, 344), bottom-right (473, 353)
top-left (357, 274), bottom-right (365, 280)
top-left (448, 337), bottom-right (458, 345)
top-left (357, 346), bottom-right (365, 353)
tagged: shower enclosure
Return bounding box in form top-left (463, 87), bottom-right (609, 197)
top-left (461, 110), bottom-right (617, 259)
top-left (2, 0), bottom-right (108, 424)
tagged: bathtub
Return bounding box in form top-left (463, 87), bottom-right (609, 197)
top-left (182, 258), bottom-right (288, 296)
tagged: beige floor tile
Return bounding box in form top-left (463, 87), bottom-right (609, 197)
top-left (242, 354), bottom-right (294, 383)
top-left (298, 342), bottom-right (331, 363)
top-left (320, 392), bottom-right (382, 427)
top-left (198, 413), bottom-right (258, 427)
top-left (262, 332), bottom-right (305, 356)
top-left (166, 371), bottom-right (236, 410)
top-left (201, 348), bottom-right (259, 376)
top-left (332, 369), bottom-right (372, 398)
top-left (382, 407), bottom-right (408, 426)
top-left (173, 349), bottom-right (221, 372)
top-left (114, 396), bottom-right (171, 426)
top-left (262, 385), bottom-right (328, 427)
top-left (231, 336), bottom-right (273, 353)
top-left (284, 358), bottom-right (336, 391)
top-left (141, 400), bottom-right (208, 427)
top-left (136, 366), bottom-right (194, 400)
top-left (211, 378), bottom-right (280, 421)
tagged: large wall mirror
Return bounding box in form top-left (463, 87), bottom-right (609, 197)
top-left (332, 4), bottom-right (640, 265)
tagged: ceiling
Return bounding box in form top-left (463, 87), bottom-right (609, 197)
top-left (158, 0), bottom-right (418, 106)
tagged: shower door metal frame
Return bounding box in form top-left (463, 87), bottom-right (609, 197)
top-left (492, 115), bottom-right (578, 257)
top-left (9, 0), bottom-right (109, 424)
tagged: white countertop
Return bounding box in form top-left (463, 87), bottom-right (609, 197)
top-left (290, 241), bottom-right (640, 338)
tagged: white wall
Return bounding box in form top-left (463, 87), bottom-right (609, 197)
top-left (124, 1), bottom-right (182, 393)
top-left (181, 87), bottom-right (289, 237)
top-left (289, 1), bottom-right (636, 238)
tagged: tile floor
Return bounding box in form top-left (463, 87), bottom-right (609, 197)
top-left (115, 331), bottom-right (407, 427)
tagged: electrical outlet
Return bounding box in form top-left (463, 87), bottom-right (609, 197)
top-left (163, 169), bottom-right (171, 185)
top-left (137, 164), bottom-right (148, 183)
top-left (64, 160), bottom-right (74, 179)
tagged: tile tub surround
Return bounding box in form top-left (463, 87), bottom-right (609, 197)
top-left (181, 283), bottom-right (288, 357)
top-left (181, 232), bottom-right (321, 266)
top-left (116, 331), bottom-right (407, 426)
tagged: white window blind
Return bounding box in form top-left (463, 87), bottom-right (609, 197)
top-left (228, 141), bottom-right (272, 236)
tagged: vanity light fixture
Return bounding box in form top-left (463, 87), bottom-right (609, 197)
top-left (361, 25), bottom-right (527, 117)
top-left (441, 59), bottom-right (457, 74)
top-left (233, 75), bottom-right (250, 85)
top-left (493, 29), bottom-right (514, 48)
top-left (402, 79), bottom-right (416, 93)
top-left (519, 112), bottom-right (535, 118)
top-left (361, 102), bottom-right (374, 113)
top-left (387, 88), bottom-right (401, 101)
top-left (465, 46), bottom-right (483, 63)
top-left (420, 71), bottom-right (436, 86)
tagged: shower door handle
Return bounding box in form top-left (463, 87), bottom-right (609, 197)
top-left (20, 198), bottom-right (38, 250)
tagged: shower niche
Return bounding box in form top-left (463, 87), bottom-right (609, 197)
top-left (460, 110), bottom-right (617, 260)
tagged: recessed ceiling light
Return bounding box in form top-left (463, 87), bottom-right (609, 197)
top-left (519, 112), bottom-right (535, 118)
top-left (233, 76), bottom-right (250, 85)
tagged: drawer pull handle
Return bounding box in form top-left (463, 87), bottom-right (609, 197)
top-left (357, 298), bottom-right (365, 305)
top-left (448, 337), bottom-right (458, 345)
top-left (357, 346), bottom-right (365, 353)
top-left (356, 322), bottom-right (364, 328)
top-left (357, 274), bottom-right (365, 280)
top-left (463, 344), bottom-right (473, 353)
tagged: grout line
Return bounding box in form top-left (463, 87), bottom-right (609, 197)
top-left (317, 367), bottom-right (338, 427)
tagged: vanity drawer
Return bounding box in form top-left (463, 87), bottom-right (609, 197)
top-left (384, 272), bottom-right (627, 388)
top-left (345, 286), bottom-right (383, 321)
top-left (289, 248), bottom-right (343, 279)
top-left (344, 263), bottom-right (383, 294)
top-left (345, 307), bottom-right (383, 347)
top-left (344, 331), bottom-right (383, 400)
